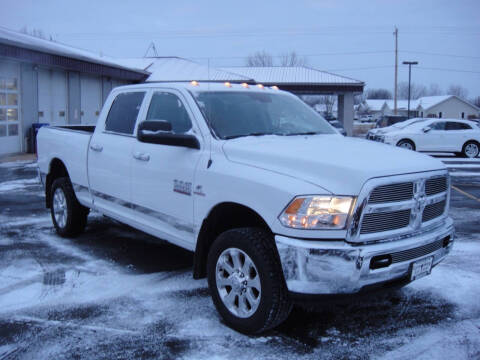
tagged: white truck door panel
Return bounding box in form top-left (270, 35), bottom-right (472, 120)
top-left (88, 91), bottom-right (146, 215)
top-left (131, 90), bottom-right (202, 248)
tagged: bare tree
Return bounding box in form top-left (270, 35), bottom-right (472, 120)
top-left (319, 95), bottom-right (336, 116)
top-left (366, 88), bottom-right (392, 99)
top-left (398, 82), bottom-right (427, 100)
top-left (246, 51), bottom-right (274, 67)
top-left (20, 26), bottom-right (56, 41)
top-left (279, 51), bottom-right (308, 67)
top-left (471, 96), bottom-right (480, 108)
top-left (427, 83), bottom-right (443, 96)
top-left (447, 84), bottom-right (469, 100)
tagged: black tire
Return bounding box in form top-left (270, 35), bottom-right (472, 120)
top-left (50, 177), bottom-right (89, 237)
top-left (396, 139), bottom-right (416, 151)
top-left (462, 141), bottom-right (480, 158)
top-left (207, 228), bottom-right (292, 334)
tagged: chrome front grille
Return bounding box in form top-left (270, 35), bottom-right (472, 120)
top-left (368, 182), bottom-right (413, 204)
top-left (422, 200), bottom-right (446, 222)
top-left (353, 173), bottom-right (449, 242)
top-left (361, 209), bottom-right (411, 234)
top-left (391, 239), bottom-right (444, 263)
top-left (425, 177), bottom-right (447, 196)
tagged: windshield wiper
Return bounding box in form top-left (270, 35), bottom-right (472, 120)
top-left (285, 131), bottom-right (321, 136)
top-left (223, 132), bottom-right (275, 140)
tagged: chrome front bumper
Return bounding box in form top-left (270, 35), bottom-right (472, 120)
top-left (275, 217), bottom-right (454, 295)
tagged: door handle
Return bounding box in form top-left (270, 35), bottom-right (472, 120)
top-left (90, 143), bottom-right (103, 152)
top-left (133, 151), bottom-right (150, 161)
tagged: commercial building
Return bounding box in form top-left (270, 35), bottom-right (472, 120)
top-left (1, 27), bottom-right (364, 155)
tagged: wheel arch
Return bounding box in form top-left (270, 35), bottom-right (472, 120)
top-left (45, 158), bottom-right (70, 208)
top-left (193, 202), bottom-right (272, 279)
top-left (396, 138), bottom-right (416, 150)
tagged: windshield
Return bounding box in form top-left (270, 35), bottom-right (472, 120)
top-left (393, 118), bottom-right (428, 129)
top-left (193, 91), bottom-right (336, 139)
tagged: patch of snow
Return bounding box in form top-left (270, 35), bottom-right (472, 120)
top-left (0, 177), bottom-right (40, 192)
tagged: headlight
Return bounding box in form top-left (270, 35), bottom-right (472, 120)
top-left (279, 196), bottom-right (354, 230)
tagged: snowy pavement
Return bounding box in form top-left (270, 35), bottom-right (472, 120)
top-left (0, 161), bottom-right (479, 359)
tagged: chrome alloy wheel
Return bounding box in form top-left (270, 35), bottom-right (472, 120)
top-left (465, 143), bottom-right (479, 158)
top-left (216, 248), bottom-right (261, 318)
top-left (399, 141), bottom-right (413, 150)
top-left (53, 188), bottom-right (67, 228)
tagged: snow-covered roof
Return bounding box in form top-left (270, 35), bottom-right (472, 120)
top-left (363, 99), bottom-right (388, 111)
top-left (220, 66), bottom-right (363, 85)
top-left (116, 57), bottom-right (252, 83)
top-left (416, 95), bottom-right (454, 110)
top-left (0, 26), bottom-right (147, 73)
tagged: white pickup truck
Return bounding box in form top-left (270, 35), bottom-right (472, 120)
top-left (37, 82), bottom-right (454, 334)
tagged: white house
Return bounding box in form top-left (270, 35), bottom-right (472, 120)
top-left (416, 95), bottom-right (479, 119)
top-left (359, 95), bottom-right (479, 120)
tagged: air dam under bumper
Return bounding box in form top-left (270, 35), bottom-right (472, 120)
top-left (275, 217), bottom-right (454, 295)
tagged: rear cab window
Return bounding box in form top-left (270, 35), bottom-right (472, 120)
top-left (105, 92), bottom-right (146, 135)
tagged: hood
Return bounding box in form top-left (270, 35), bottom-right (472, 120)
top-left (222, 134), bottom-right (445, 195)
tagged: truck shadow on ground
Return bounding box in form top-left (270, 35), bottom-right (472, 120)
top-left (67, 216), bottom-right (194, 274)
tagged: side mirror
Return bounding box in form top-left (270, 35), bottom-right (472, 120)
top-left (423, 126), bottom-right (432, 133)
top-left (137, 120), bottom-right (200, 149)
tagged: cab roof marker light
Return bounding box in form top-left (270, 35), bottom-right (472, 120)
top-left (224, 82), bottom-right (232, 88)
top-left (271, 85), bottom-right (279, 90)
top-left (257, 84), bottom-right (264, 89)
top-left (241, 83), bottom-right (249, 88)
top-left (190, 80), bottom-right (199, 86)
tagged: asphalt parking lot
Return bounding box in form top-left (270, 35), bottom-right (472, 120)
top-left (0, 160), bottom-right (479, 360)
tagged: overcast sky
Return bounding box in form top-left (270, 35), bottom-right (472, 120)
top-left (4, 0), bottom-right (480, 96)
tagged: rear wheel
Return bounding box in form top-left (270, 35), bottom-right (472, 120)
top-left (207, 228), bottom-right (292, 334)
top-left (462, 141), bottom-right (479, 158)
top-left (396, 139), bottom-right (415, 151)
top-left (50, 177), bottom-right (89, 237)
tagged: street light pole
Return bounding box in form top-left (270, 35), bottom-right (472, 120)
top-left (402, 61), bottom-right (418, 119)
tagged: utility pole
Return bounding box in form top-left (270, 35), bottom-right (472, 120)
top-left (393, 27), bottom-right (398, 115)
top-left (402, 61), bottom-right (418, 119)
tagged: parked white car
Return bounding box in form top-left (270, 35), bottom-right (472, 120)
top-left (371, 119), bottom-right (480, 158)
top-left (37, 82), bottom-right (454, 334)
top-left (366, 117), bottom-right (429, 140)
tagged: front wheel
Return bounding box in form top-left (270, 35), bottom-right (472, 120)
top-left (462, 141), bottom-right (479, 158)
top-left (50, 177), bottom-right (89, 237)
top-left (396, 139), bottom-right (415, 151)
top-left (207, 228), bottom-right (292, 334)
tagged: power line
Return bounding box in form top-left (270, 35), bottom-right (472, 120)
top-left (403, 50), bottom-right (480, 59)
top-left (416, 66), bottom-right (480, 74)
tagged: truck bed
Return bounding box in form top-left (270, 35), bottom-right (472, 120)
top-left (51, 125), bottom-right (96, 133)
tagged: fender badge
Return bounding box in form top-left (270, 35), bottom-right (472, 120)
top-left (194, 185), bottom-right (206, 196)
top-left (174, 180), bottom-right (192, 196)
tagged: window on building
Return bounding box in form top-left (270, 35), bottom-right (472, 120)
top-left (105, 92), bottom-right (145, 134)
top-left (146, 92), bottom-right (192, 133)
top-left (439, 112), bottom-right (442, 118)
top-left (461, 112), bottom-right (465, 119)
top-left (0, 77), bottom-right (19, 137)
top-left (446, 122), bottom-right (471, 130)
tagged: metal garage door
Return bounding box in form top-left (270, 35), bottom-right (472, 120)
top-left (38, 68), bottom-right (68, 126)
top-left (0, 61), bottom-right (21, 155)
top-left (81, 75), bottom-right (102, 125)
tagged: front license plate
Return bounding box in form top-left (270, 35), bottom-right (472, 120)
top-left (410, 256), bottom-right (433, 281)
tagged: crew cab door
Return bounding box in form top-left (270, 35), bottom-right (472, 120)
top-left (131, 90), bottom-right (203, 249)
top-left (88, 90), bottom-right (146, 216)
